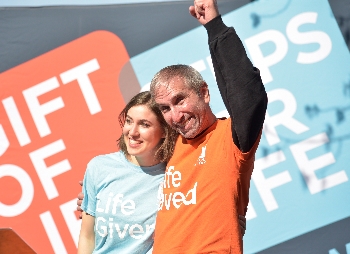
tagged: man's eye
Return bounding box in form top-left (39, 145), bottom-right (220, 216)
top-left (175, 97), bottom-right (184, 105)
top-left (161, 106), bottom-right (170, 113)
top-left (125, 119), bottom-right (132, 124)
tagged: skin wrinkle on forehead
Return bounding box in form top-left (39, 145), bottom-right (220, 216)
top-left (153, 73), bottom-right (202, 97)
top-left (154, 77), bottom-right (201, 103)
top-left (154, 81), bottom-right (198, 109)
top-left (154, 77), bottom-right (181, 97)
top-left (153, 84), bottom-right (173, 102)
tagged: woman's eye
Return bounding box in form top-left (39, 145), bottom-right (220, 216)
top-left (141, 123), bottom-right (150, 128)
top-left (125, 119), bottom-right (132, 124)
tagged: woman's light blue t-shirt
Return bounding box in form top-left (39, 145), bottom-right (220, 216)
top-left (81, 152), bottom-right (165, 254)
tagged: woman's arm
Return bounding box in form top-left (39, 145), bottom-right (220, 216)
top-left (77, 212), bottom-right (95, 254)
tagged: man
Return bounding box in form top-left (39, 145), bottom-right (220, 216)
top-left (78, 0), bottom-right (267, 252)
top-left (149, 1), bottom-right (267, 253)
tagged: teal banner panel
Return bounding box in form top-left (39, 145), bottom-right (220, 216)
top-left (131, 0), bottom-right (350, 252)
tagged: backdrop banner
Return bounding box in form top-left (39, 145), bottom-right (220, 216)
top-left (0, 0), bottom-right (349, 253)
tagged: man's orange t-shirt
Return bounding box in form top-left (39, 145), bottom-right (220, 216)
top-left (153, 118), bottom-right (261, 254)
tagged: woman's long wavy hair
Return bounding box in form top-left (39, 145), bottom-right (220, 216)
top-left (117, 91), bottom-right (178, 163)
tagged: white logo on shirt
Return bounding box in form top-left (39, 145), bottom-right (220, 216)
top-left (197, 145), bottom-right (207, 165)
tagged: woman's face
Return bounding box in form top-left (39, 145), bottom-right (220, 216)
top-left (123, 105), bottom-right (165, 166)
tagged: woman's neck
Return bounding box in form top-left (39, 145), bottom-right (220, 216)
top-left (127, 154), bottom-right (161, 167)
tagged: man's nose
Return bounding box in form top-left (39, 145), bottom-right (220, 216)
top-left (171, 107), bottom-right (184, 124)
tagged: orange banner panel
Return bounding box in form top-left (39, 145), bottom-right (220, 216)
top-left (0, 30), bottom-right (135, 253)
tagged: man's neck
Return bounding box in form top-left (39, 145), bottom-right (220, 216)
top-left (187, 111), bottom-right (217, 140)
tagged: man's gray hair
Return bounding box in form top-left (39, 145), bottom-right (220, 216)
top-left (150, 64), bottom-right (205, 96)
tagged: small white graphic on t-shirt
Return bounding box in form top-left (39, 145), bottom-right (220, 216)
top-left (197, 145), bottom-right (207, 165)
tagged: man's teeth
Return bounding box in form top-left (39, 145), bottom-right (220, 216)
top-left (179, 118), bottom-right (191, 128)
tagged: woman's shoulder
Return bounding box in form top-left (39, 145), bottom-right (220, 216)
top-left (87, 151), bottom-right (125, 170)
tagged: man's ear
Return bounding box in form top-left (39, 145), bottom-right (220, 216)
top-left (200, 82), bottom-right (210, 103)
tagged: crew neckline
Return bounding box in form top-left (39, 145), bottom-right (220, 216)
top-left (120, 152), bottom-right (166, 173)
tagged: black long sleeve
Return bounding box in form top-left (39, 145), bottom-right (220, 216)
top-left (205, 15), bottom-right (268, 153)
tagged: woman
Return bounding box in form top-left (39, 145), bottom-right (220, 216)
top-left (77, 91), bottom-right (178, 254)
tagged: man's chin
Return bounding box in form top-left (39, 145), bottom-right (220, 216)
top-left (178, 129), bottom-right (199, 139)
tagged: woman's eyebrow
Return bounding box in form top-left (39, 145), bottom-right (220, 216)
top-left (138, 119), bottom-right (152, 124)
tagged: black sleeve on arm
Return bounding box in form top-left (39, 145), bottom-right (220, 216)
top-left (204, 15), bottom-right (268, 153)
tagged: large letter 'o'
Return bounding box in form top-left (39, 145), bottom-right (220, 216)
top-left (0, 164), bottom-right (34, 217)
